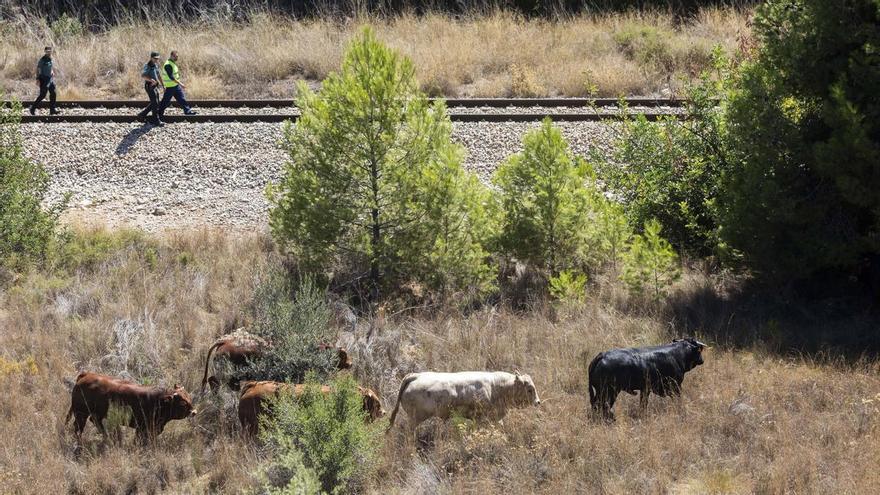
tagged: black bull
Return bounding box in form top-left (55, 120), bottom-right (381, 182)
top-left (588, 338), bottom-right (707, 419)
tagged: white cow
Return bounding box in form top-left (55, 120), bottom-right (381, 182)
top-left (387, 371), bottom-right (541, 429)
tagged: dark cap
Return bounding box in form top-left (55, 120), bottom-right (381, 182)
top-left (150, 51), bottom-right (160, 58)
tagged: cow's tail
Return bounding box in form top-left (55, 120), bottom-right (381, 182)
top-left (386, 373), bottom-right (418, 433)
top-left (201, 341), bottom-right (224, 393)
top-left (587, 352), bottom-right (604, 406)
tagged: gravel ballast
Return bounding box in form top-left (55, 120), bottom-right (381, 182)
top-left (22, 121), bottom-right (617, 231)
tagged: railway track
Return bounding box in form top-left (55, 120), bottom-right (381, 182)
top-left (8, 97), bottom-right (690, 123)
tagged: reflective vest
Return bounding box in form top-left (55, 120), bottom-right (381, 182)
top-left (161, 59), bottom-right (180, 88)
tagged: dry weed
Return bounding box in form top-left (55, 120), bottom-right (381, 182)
top-left (0, 9), bottom-right (749, 100)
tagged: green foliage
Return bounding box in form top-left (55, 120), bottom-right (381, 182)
top-left (718, 0), bottom-right (880, 283)
top-left (48, 228), bottom-right (146, 273)
top-left (50, 13), bottom-right (83, 40)
top-left (548, 269), bottom-right (588, 303)
top-left (258, 444), bottom-right (322, 495)
top-left (495, 118), bottom-right (618, 275)
top-left (409, 145), bottom-right (499, 297)
top-left (621, 219), bottom-right (681, 300)
top-left (595, 55), bottom-right (728, 257)
top-left (0, 96), bottom-right (65, 267)
top-left (261, 375), bottom-right (382, 494)
top-left (267, 28), bottom-right (495, 299)
top-left (245, 272), bottom-right (337, 384)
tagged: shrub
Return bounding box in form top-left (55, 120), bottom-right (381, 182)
top-left (509, 64), bottom-right (545, 97)
top-left (718, 0), bottom-right (880, 284)
top-left (621, 219), bottom-right (681, 300)
top-left (49, 227), bottom-right (147, 274)
top-left (594, 57), bottom-right (728, 257)
top-left (0, 96), bottom-right (65, 267)
top-left (494, 118), bottom-right (620, 275)
top-left (548, 269), bottom-right (588, 304)
top-left (261, 375), bottom-right (382, 494)
top-left (50, 13), bottom-right (83, 41)
top-left (267, 28), bottom-right (496, 300)
top-left (244, 272), bottom-right (337, 384)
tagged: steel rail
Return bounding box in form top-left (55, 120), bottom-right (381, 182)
top-left (18, 112), bottom-right (681, 124)
top-left (5, 97), bottom-right (688, 110)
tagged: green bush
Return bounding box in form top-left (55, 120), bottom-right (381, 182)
top-left (718, 0), bottom-right (880, 284)
top-left (50, 13), bottom-right (83, 40)
top-left (0, 96), bottom-right (65, 268)
top-left (244, 272), bottom-right (338, 384)
top-left (49, 228), bottom-right (146, 273)
top-left (261, 375), bottom-right (382, 494)
top-left (621, 219), bottom-right (681, 300)
top-left (267, 28), bottom-right (496, 300)
top-left (595, 58), bottom-right (728, 257)
top-left (549, 269), bottom-right (588, 304)
top-left (494, 118), bottom-right (623, 275)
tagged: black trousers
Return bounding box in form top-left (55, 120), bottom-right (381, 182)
top-left (158, 85), bottom-right (192, 115)
top-left (138, 83), bottom-right (161, 120)
top-left (31, 76), bottom-right (57, 111)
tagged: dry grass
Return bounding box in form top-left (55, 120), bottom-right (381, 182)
top-left (1, 225), bottom-right (879, 494)
top-left (0, 9), bottom-right (750, 101)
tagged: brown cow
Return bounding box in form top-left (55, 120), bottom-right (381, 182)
top-left (238, 380), bottom-right (384, 436)
top-left (319, 343), bottom-right (353, 370)
top-left (201, 328), bottom-right (270, 392)
top-left (65, 372), bottom-right (196, 441)
top-left (201, 330), bottom-right (353, 392)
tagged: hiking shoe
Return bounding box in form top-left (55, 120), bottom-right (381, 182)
top-left (29, 106), bottom-right (36, 115)
top-left (50, 109), bottom-right (61, 115)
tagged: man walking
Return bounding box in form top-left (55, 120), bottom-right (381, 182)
top-left (158, 50), bottom-right (197, 117)
top-left (29, 46), bottom-right (59, 115)
top-left (137, 51), bottom-right (164, 126)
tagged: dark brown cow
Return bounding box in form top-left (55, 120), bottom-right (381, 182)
top-left (319, 343), bottom-right (353, 370)
top-left (201, 330), bottom-right (354, 392)
top-left (201, 329), bottom-right (270, 392)
top-left (238, 380), bottom-right (384, 436)
top-left (65, 372), bottom-right (196, 441)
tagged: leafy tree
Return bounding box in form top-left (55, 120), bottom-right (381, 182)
top-left (494, 118), bottom-right (611, 275)
top-left (409, 145), bottom-right (498, 297)
top-left (595, 56), bottom-right (728, 257)
top-left (0, 96), bottom-right (65, 266)
top-left (719, 0), bottom-right (880, 283)
top-left (621, 219), bottom-right (681, 300)
top-left (267, 28), bottom-right (494, 300)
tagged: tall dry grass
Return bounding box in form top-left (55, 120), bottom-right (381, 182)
top-left (0, 9), bottom-right (749, 100)
top-left (1, 225), bottom-right (879, 493)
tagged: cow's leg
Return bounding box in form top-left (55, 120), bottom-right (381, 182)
top-left (72, 412), bottom-right (89, 439)
top-left (90, 399), bottom-right (110, 437)
top-left (595, 386), bottom-right (616, 422)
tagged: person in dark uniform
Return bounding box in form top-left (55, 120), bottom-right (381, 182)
top-left (29, 46), bottom-right (60, 115)
top-left (137, 52), bottom-right (164, 126)
top-left (158, 50), bottom-right (197, 117)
